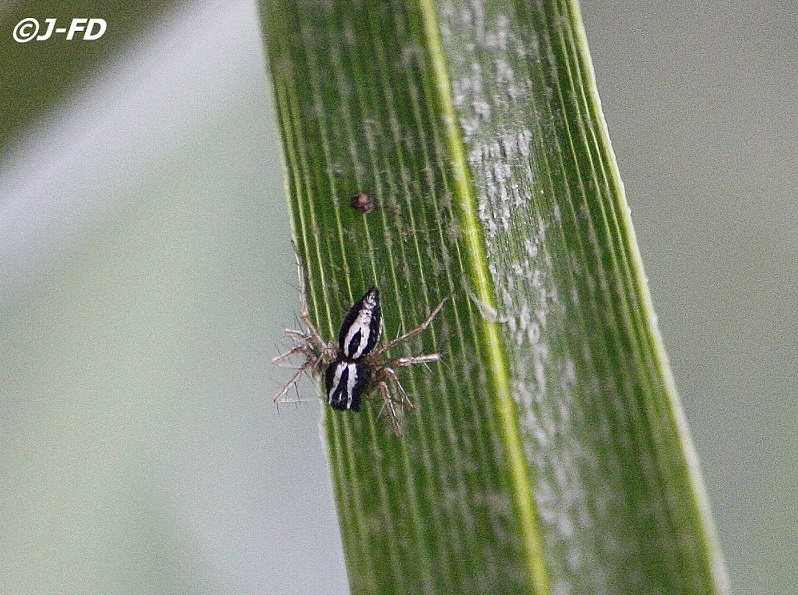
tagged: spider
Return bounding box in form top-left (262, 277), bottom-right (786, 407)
top-left (273, 285), bottom-right (448, 436)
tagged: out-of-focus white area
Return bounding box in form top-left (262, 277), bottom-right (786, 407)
top-left (1, 1), bottom-right (260, 296)
top-left (0, 1), bottom-right (347, 594)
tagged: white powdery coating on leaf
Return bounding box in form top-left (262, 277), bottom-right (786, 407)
top-left (437, 0), bottom-right (666, 591)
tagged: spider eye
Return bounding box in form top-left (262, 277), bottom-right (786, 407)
top-left (338, 287), bottom-right (381, 360)
top-left (325, 359), bottom-right (369, 411)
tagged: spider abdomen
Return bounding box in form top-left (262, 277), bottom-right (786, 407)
top-left (325, 359), bottom-right (369, 412)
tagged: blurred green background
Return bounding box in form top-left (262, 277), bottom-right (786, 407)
top-left (0, 1), bottom-right (794, 594)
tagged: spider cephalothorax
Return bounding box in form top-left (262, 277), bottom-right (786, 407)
top-left (274, 285), bottom-right (447, 436)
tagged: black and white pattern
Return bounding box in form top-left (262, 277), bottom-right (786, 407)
top-left (273, 272), bottom-right (449, 436)
top-left (338, 286), bottom-right (381, 360)
top-left (325, 359), bottom-right (368, 411)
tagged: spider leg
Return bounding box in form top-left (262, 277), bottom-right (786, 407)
top-left (375, 294), bottom-right (450, 356)
top-left (284, 328), bottom-right (311, 342)
top-left (391, 353), bottom-right (441, 367)
top-left (283, 314), bottom-right (333, 363)
top-left (273, 358), bottom-right (316, 403)
top-left (299, 310), bottom-right (329, 352)
top-left (290, 239), bottom-right (331, 352)
top-left (272, 343), bottom-right (313, 365)
top-left (376, 380), bottom-right (404, 437)
top-left (381, 366), bottom-right (414, 411)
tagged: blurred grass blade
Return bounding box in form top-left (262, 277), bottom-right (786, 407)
top-left (259, 0), bottom-right (728, 593)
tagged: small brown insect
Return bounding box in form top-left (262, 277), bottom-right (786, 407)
top-left (349, 192), bottom-right (377, 214)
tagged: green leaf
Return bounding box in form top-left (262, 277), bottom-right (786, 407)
top-left (259, 1), bottom-right (728, 593)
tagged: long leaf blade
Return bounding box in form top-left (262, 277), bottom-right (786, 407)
top-left (260, 0), bottom-right (728, 593)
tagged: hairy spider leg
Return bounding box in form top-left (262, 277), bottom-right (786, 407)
top-left (379, 366), bottom-right (415, 411)
top-left (282, 328), bottom-right (312, 342)
top-left (283, 239), bottom-right (333, 352)
top-left (272, 312), bottom-right (335, 403)
top-left (375, 294), bottom-right (450, 356)
top-left (298, 310), bottom-right (331, 356)
top-left (391, 353), bottom-right (442, 367)
top-left (368, 349), bottom-right (444, 432)
top-left (376, 380), bottom-right (403, 437)
top-left (271, 342), bottom-right (315, 367)
top-left (273, 358), bottom-right (317, 403)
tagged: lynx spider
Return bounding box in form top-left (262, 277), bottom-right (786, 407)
top-left (273, 265), bottom-right (448, 436)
